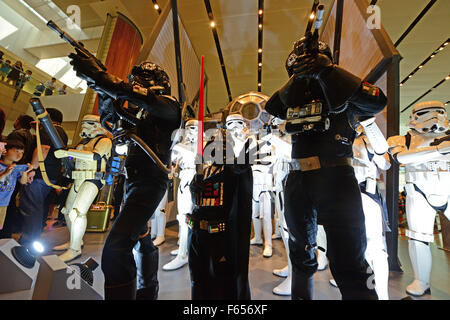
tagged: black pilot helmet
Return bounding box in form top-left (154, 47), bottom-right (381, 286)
top-left (127, 61), bottom-right (171, 96)
top-left (285, 37), bottom-right (333, 77)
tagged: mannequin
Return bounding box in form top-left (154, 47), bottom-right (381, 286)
top-left (163, 119), bottom-right (198, 271)
top-left (268, 120), bottom-right (293, 295)
top-left (150, 189), bottom-right (168, 246)
top-left (187, 113), bottom-right (254, 299)
top-left (388, 101), bottom-right (450, 296)
top-left (53, 114), bottom-right (112, 262)
top-left (250, 135), bottom-right (274, 258)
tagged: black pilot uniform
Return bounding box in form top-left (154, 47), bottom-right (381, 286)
top-left (68, 55), bottom-right (181, 300)
top-left (265, 39), bottom-right (387, 300)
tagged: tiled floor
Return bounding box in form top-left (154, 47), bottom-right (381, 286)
top-left (1, 223), bottom-right (449, 300)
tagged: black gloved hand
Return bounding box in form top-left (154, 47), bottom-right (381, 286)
top-left (190, 173), bottom-right (205, 206)
top-left (292, 53), bottom-right (333, 80)
top-left (69, 48), bottom-right (105, 85)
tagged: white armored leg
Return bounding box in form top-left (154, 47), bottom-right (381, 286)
top-left (404, 184), bottom-right (436, 296)
top-left (53, 186), bottom-right (77, 251)
top-left (153, 190), bottom-right (168, 246)
top-left (163, 213), bottom-right (188, 271)
top-left (59, 182), bottom-right (99, 262)
top-left (273, 209), bottom-right (292, 295)
top-left (361, 193), bottom-right (389, 300)
top-left (316, 225), bottom-right (328, 271)
top-left (260, 192), bottom-right (273, 257)
top-left (251, 217), bottom-right (263, 245)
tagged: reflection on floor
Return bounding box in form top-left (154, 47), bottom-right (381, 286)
top-left (1, 223), bottom-right (449, 300)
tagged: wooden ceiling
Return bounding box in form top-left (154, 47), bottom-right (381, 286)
top-left (47, 0), bottom-right (449, 132)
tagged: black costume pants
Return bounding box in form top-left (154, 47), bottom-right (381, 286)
top-left (188, 167), bottom-right (253, 300)
top-left (284, 165), bottom-right (378, 300)
top-left (101, 166), bottom-right (168, 297)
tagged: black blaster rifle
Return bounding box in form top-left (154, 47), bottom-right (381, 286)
top-left (430, 132), bottom-right (450, 146)
top-left (47, 20), bottom-right (107, 75)
top-left (298, 2), bottom-right (325, 58)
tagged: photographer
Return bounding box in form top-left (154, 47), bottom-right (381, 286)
top-left (68, 52), bottom-right (181, 300)
top-left (265, 38), bottom-right (387, 300)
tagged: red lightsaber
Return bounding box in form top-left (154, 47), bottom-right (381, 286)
top-left (197, 56), bottom-right (205, 163)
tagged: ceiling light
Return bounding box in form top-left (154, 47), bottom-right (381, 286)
top-left (258, 63), bottom-right (262, 67)
top-left (431, 54), bottom-right (435, 58)
top-left (258, 48), bottom-right (262, 53)
top-left (310, 13), bottom-right (315, 20)
top-left (259, 24), bottom-right (262, 29)
top-left (444, 42), bottom-right (449, 46)
top-left (446, 76), bottom-right (450, 81)
top-left (259, 9), bottom-right (263, 15)
top-left (439, 47), bottom-right (444, 51)
top-left (154, 4), bottom-right (159, 10)
top-left (210, 21), bottom-right (216, 28)
top-left (400, 83), bottom-right (403, 87)
top-left (258, 83), bottom-right (262, 86)
top-left (418, 65), bottom-right (423, 69)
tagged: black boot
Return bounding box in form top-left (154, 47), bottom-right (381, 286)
top-left (291, 271), bottom-right (314, 300)
top-left (133, 240), bottom-right (159, 300)
top-left (104, 279), bottom-right (137, 300)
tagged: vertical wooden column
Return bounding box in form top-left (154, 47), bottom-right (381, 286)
top-left (72, 13), bottom-right (143, 144)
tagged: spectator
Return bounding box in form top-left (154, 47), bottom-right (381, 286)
top-left (0, 140), bottom-right (33, 231)
top-left (0, 59), bottom-right (12, 82)
top-left (0, 117), bottom-right (36, 238)
top-left (0, 50), bottom-right (4, 62)
top-left (7, 61), bottom-right (23, 86)
top-left (18, 108), bottom-right (68, 249)
top-left (9, 114), bottom-right (36, 164)
top-left (57, 84), bottom-right (68, 95)
top-left (33, 82), bottom-right (45, 96)
top-left (44, 77), bottom-right (57, 96)
top-left (13, 70), bottom-right (33, 102)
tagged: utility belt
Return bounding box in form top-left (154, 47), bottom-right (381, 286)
top-left (186, 214), bottom-right (227, 234)
top-left (71, 170), bottom-right (105, 180)
top-left (290, 156), bottom-right (351, 172)
top-left (285, 100), bottom-right (330, 135)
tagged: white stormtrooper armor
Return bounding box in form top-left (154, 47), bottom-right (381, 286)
top-left (53, 114), bottom-right (112, 262)
top-left (352, 127), bottom-right (391, 300)
top-left (388, 101), bottom-right (450, 296)
top-left (267, 120), bottom-right (294, 295)
top-left (150, 189), bottom-right (168, 246)
top-left (250, 133), bottom-right (274, 258)
top-left (163, 119), bottom-right (198, 271)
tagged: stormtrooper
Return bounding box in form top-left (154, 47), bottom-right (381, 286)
top-left (250, 132), bottom-right (275, 258)
top-left (388, 100), bottom-right (450, 297)
top-left (163, 119), bottom-right (198, 271)
top-left (53, 114), bottom-right (112, 262)
top-left (266, 119), bottom-right (294, 296)
top-left (265, 36), bottom-right (387, 299)
top-left (187, 113), bottom-right (254, 299)
top-left (150, 189), bottom-right (168, 246)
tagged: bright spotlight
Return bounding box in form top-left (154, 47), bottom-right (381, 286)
top-left (33, 241), bottom-right (45, 254)
top-left (115, 144), bottom-right (128, 155)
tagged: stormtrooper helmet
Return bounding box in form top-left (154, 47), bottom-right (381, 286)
top-left (184, 119), bottom-right (199, 143)
top-left (226, 113), bottom-right (249, 143)
top-left (408, 101), bottom-right (449, 134)
top-left (80, 114), bottom-right (106, 139)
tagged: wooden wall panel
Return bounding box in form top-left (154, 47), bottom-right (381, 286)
top-left (321, 0), bottom-right (337, 55)
top-left (92, 14), bottom-right (143, 114)
top-left (338, 0), bottom-right (383, 79)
